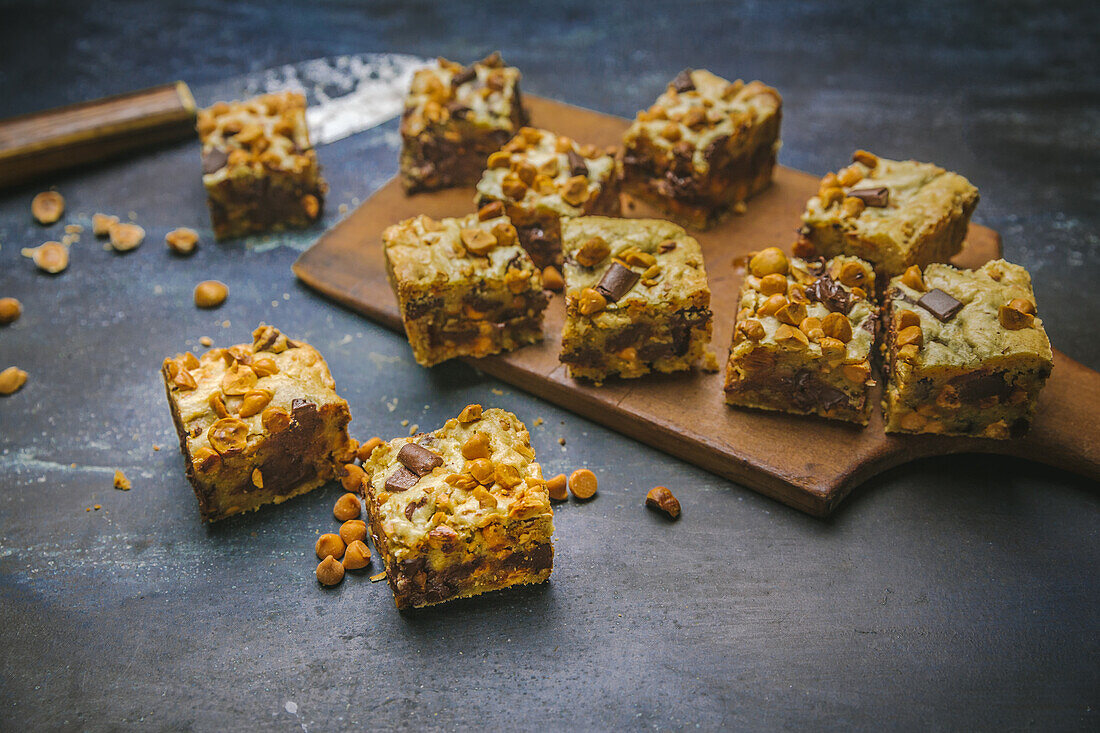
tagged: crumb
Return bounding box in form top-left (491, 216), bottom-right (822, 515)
top-left (400, 419), bottom-right (409, 427)
top-left (152, 444), bottom-right (160, 451)
top-left (113, 470), bottom-right (131, 491)
top-left (491, 388), bottom-right (504, 395)
top-left (271, 300), bottom-right (279, 307)
top-left (94, 504), bottom-right (102, 511)
top-left (558, 437), bottom-right (566, 445)
top-left (534, 417), bottom-right (544, 426)
top-left (283, 293), bottom-right (290, 300)
top-left (65, 224), bottom-right (83, 234)
top-left (338, 203), bottom-right (349, 215)
top-left (370, 571), bottom-right (387, 582)
top-left (199, 336), bottom-right (213, 347)
top-left (733, 201), bottom-right (747, 215)
top-left (127, 211), bottom-right (137, 221)
top-left (221, 320), bottom-right (230, 328)
top-left (86, 507), bottom-right (91, 512)
top-left (408, 424), bottom-right (418, 435)
top-left (702, 350), bottom-right (719, 372)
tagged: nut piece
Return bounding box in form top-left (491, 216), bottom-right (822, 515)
top-left (108, 222), bottom-right (145, 251)
top-left (460, 227), bottom-right (497, 255)
top-left (339, 519), bottom-right (368, 545)
top-left (457, 403), bottom-right (483, 422)
top-left (166, 227), bottom-right (199, 255)
top-left (343, 540), bottom-right (371, 570)
top-left (316, 556), bottom-right (345, 586)
top-left (748, 247), bottom-right (788, 278)
top-left (237, 388), bottom-right (273, 418)
top-left (896, 325), bottom-right (924, 348)
top-left (207, 417), bottom-right (249, 454)
top-left (31, 191), bottom-right (65, 225)
top-left (194, 280), bottom-right (228, 308)
top-left (92, 213), bottom-right (119, 236)
top-left (315, 533), bottom-right (346, 560)
top-left (334, 492), bottom-right (362, 521)
top-left (251, 468), bottom-right (264, 488)
top-left (575, 237), bottom-right (610, 267)
top-left (250, 357), bottom-right (279, 377)
top-left (358, 436), bottom-right (384, 462)
top-left (220, 363), bottom-right (257, 395)
top-left (852, 149), bottom-right (879, 168)
top-left (261, 406), bottom-right (291, 433)
top-left (340, 464), bottom-right (366, 494)
top-left (645, 486), bottom-right (681, 519)
top-left (30, 242), bottom-right (69, 274)
top-left (841, 196), bottom-right (866, 218)
top-left (542, 266), bottom-right (565, 292)
top-left (0, 297), bottom-right (22, 325)
top-left (821, 312), bottom-right (853, 343)
top-left (999, 301), bottom-right (1035, 330)
top-left (757, 273), bottom-right (788, 296)
top-left (0, 367), bottom-right (27, 396)
top-left (568, 468), bottom-right (598, 500)
top-left (578, 287), bottom-right (608, 315)
top-left (461, 431), bottom-right (491, 460)
top-left (546, 473), bottom-right (568, 502)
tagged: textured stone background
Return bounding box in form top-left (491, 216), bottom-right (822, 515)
top-left (0, 1), bottom-right (1097, 730)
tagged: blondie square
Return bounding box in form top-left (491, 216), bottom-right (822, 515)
top-left (399, 53), bottom-right (527, 193)
top-left (798, 150), bottom-right (980, 276)
top-left (383, 212), bottom-right (548, 367)
top-left (883, 259), bottom-right (1052, 438)
top-left (724, 249), bottom-right (878, 424)
top-left (620, 69), bottom-right (781, 229)
top-left (560, 216), bottom-right (713, 383)
top-left (196, 92), bottom-right (326, 240)
top-left (474, 126), bottom-right (620, 269)
top-left (162, 325), bottom-right (354, 522)
top-left (360, 405), bottom-right (554, 609)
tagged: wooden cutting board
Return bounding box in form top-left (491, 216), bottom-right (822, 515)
top-left (294, 95), bottom-right (1100, 516)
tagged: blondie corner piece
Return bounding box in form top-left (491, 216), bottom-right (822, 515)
top-left (560, 216), bottom-right (713, 384)
top-left (162, 325), bottom-right (354, 522)
top-left (383, 212), bottom-right (548, 367)
top-left (361, 405), bottom-right (554, 609)
top-left (399, 52), bottom-right (528, 193)
top-left (475, 126), bottom-right (620, 269)
top-left (196, 92), bottom-right (327, 240)
top-left (883, 259), bottom-right (1052, 438)
top-left (797, 150), bottom-right (979, 276)
top-left (724, 249), bottom-right (878, 424)
top-left (620, 69), bottom-right (781, 230)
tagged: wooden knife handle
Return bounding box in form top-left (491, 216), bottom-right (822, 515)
top-left (0, 81), bottom-right (197, 190)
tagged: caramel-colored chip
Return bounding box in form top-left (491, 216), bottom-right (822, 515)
top-left (460, 227), bottom-right (498, 255)
top-left (542, 266), bottom-right (565, 292)
top-left (998, 302), bottom-right (1034, 330)
top-left (251, 468), bottom-right (263, 489)
top-left (339, 519), bottom-right (368, 545)
top-left (341, 464), bottom-right (366, 493)
top-left (900, 265), bottom-right (926, 292)
top-left (250, 357), bottom-right (279, 377)
top-left (208, 417), bottom-right (249, 454)
top-left (343, 540), bottom-right (371, 570)
top-left (645, 486), bottom-right (681, 519)
top-left (194, 280), bottom-right (228, 308)
top-left (316, 556), bottom-right (344, 586)
top-left (261, 406), bottom-right (291, 433)
top-left (31, 191), bottom-right (65, 225)
top-left (748, 247), bottom-right (788, 278)
top-left (92, 213), bottom-right (119, 236)
top-left (546, 473), bottom-right (568, 501)
top-left (467, 458), bottom-right (495, 485)
top-left (575, 237), bottom-right (610, 268)
top-left (220, 363), bottom-right (257, 395)
top-left (165, 227), bottom-right (199, 255)
top-left (457, 403), bottom-right (483, 422)
top-left (897, 325), bottom-right (924, 347)
top-left (237, 388), bottom-right (273, 418)
top-left (757, 273), bottom-right (788, 296)
top-left (461, 431), bottom-right (491, 460)
top-left (821, 312), bottom-right (853, 343)
top-left (108, 222), bottom-right (146, 252)
top-left (315, 533), bottom-right (346, 561)
top-left (477, 200), bottom-right (504, 221)
top-left (578, 287), bottom-right (607, 315)
top-left (895, 310), bottom-right (921, 330)
top-left (568, 468), bottom-right (598, 499)
top-left (0, 367), bottom-right (28, 396)
top-left (560, 175), bottom-right (590, 206)
top-left (334, 492), bottom-right (362, 521)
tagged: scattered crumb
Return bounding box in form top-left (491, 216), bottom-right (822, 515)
top-left (64, 224), bottom-right (83, 234)
top-left (86, 507), bottom-right (91, 512)
top-left (93, 504), bottom-right (102, 511)
top-left (283, 293), bottom-right (290, 300)
top-left (113, 470), bottom-right (131, 491)
top-left (271, 300), bottom-right (279, 307)
top-left (534, 417), bottom-right (544, 426)
top-left (370, 571), bottom-right (387, 582)
top-left (558, 437), bottom-right (566, 446)
top-left (386, 398), bottom-right (398, 412)
top-left (491, 388), bottom-right (504, 396)
top-left (400, 419), bottom-right (409, 427)
top-left (702, 350), bottom-right (720, 372)
top-left (152, 444), bottom-right (160, 451)
top-left (408, 424), bottom-right (418, 435)
top-left (127, 210), bottom-right (137, 221)
top-left (221, 320), bottom-right (230, 328)
top-left (733, 201), bottom-right (748, 215)
top-left (199, 336), bottom-right (213, 347)
top-left (338, 203), bottom-right (349, 215)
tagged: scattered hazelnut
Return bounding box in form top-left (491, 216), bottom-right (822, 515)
top-left (645, 486), bottom-right (681, 519)
top-left (897, 325), bottom-right (924, 347)
top-left (339, 519), bottom-right (368, 545)
top-left (261, 406), bottom-right (291, 433)
top-left (220, 363), bottom-right (257, 395)
top-left (29, 242), bottom-right (69, 273)
top-left (852, 149), bottom-right (879, 168)
top-left (837, 261), bottom-right (870, 288)
top-left (194, 280), bottom-right (228, 308)
top-left (316, 556), bottom-right (344, 586)
top-left (334, 492), bottom-right (362, 521)
top-left (774, 323), bottom-right (810, 347)
top-left (546, 474), bottom-right (568, 501)
top-left (561, 176), bottom-right (590, 206)
top-left (756, 294), bottom-right (788, 318)
top-left (31, 191), bottom-right (65, 225)
top-left (340, 465), bottom-right (366, 494)
top-left (568, 468), bottom-right (598, 500)
top-left (0, 367), bottom-right (27, 396)
top-left (343, 540), bottom-right (371, 570)
top-left (748, 247), bottom-right (788, 278)
top-left (542, 266), bottom-right (565, 292)
top-left (250, 357), bottom-right (279, 377)
top-left (818, 337), bottom-right (846, 360)
top-left (467, 458), bottom-right (495, 485)
top-left (92, 213), bottom-right (119, 236)
top-left (841, 196), bottom-right (866, 218)
top-left (0, 297), bottom-right (22, 325)
top-left (837, 165), bottom-right (863, 187)
top-left (358, 436), bottom-right (385, 462)
top-left (237, 388), bottom-right (273, 418)
top-left (315, 533), bottom-right (346, 560)
top-left (738, 319), bottom-right (765, 341)
top-left (207, 417), bottom-right (249, 454)
top-left (166, 227), bottom-right (199, 255)
top-left (818, 186), bottom-right (844, 208)
top-left (108, 222), bottom-right (145, 252)
top-left (491, 222), bottom-right (518, 247)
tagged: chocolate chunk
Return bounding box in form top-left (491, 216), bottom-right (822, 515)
top-left (385, 466), bottom-right (420, 493)
top-left (847, 186), bottom-right (889, 207)
top-left (445, 100), bottom-right (469, 119)
top-left (917, 288), bottom-right (964, 322)
top-left (397, 443), bottom-right (444, 476)
top-left (595, 262), bottom-right (640, 302)
top-left (201, 148), bottom-right (228, 175)
top-left (566, 149), bottom-right (588, 177)
top-left (805, 274), bottom-right (853, 314)
top-left (950, 371), bottom-right (1010, 402)
top-left (290, 398), bottom-right (316, 413)
top-left (861, 310), bottom-right (879, 336)
top-left (671, 69), bottom-right (696, 93)
top-left (404, 497), bottom-right (427, 521)
top-left (450, 66), bottom-right (477, 87)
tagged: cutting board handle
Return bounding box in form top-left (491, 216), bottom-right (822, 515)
top-left (0, 82), bottom-right (197, 190)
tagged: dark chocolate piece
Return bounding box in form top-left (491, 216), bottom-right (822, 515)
top-left (385, 466), bottom-right (420, 493)
top-left (201, 148), bottom-right (228, 175)
top-left (404, 497), bottom-right (427, 521)
top-left (445, 100), bottom-right (470, 119)
top-left (290, 398), bottom-right (316, 413)
top-left (671, 69), bottom-right (696, 93)
top-left (847, 186), bottom-right (889, 207)
top-left (450, 66), bottom-right (477, 87)
top-left (950, 371), bottom-right (1011, 402)
top-left (917, 288), bottom-right (964, 322)
top-left (397, 443), bottom-right (444, 476)
top-left (595, 262), bottom-right (640, 302)
top-left (566, 149), bottom-right (588, 177)
top-left (805, 274), bottom-right (853, 314)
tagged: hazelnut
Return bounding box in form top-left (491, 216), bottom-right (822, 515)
top-left (836, 165), bottom-right (863, 187)
top-left (166, 227), bottom-right (199, 255)
top-left (542, 266), bottom-right (565, 292)
top-left (220, 363), bottom-right (257, 395)
top-left (837, 261), bottom-right (870, 288)
top-left (738, 319), bottom-right (765, 341)
top-left (445, 472), bottom-right (479, 490)
top-left (194, 280), bottom-right (229, 308)
top-left (250, 357), bottom-right (279, 377)
top-left (852, 149), bottom-right (879, 168)
top-left (818, 186), bottom-right (844, 208)
top-left (357, 436), bottom-right (385, 462)
top-left (494, 464), bottom-right (523, 489)
top-left (108, 222), bottom-right (146, 252)
top-left (894, 310), bottom-right (921, 330)
top-left (568, 468), bottom-right (598, 500)
top-left (461, 431), bottom-right (491, 460)
top-left (460, 227), bottom-right (497, 256)
top-left (334, 492), bottom-right (362, 521)
top-left (775, 302), bottom-right (807, 326)
top-left (343, 540), bottom-right (371, 570)
top-left (821, 312), bottom-right (853, 343)
top-left (623, 250), bottom-right (657, 268)
top-left (897, 325), bottom-right (924, 347)
top-left (561, 176), bottom-right (591, 206)
top-left (578, 288), bottom-right (608, 315)
top-left (900, 265), bottom-right (926, 292)
top-left (756, 294), bottom-right (788, 318)
top-left (31, 191), bottom-right (65, 225)
top-left (208, 417), bottom-right (249, 454)
top-left (999, 302), bottom-right (1034, 330)
top-left (457, 403), bottom-right (483, 422)
top-left (757, 273), bottom-right (787, 296)
top-left (512, 160), bottom-right (538, 186)
top-left (301, 194), bottom-right (321, 220)
top-left (237, 388), bottom-right (273, 418)
top-left (477, 200), bottom-right (504, 221)
top-left (0, 366), bottom-right (28, 395)
top-left (191, 446), bottom-right (221, 473)
top-left (660, 122), bottom-right (682, 141)
top-left (315, 533), bottom-right (346, 560)
top-left (575, 237), bottom-right (610, 267)
top-left (501, 174), bottom-right (528, 200)
top-left (818, 336), bottom-right (846, 360)
top-left (774, 323), bottom-right (810, 348)
top-left (491, 222), bottom-right (518, 247)
top-left (339, 519), bottom-right (368, 545)
top-left (0, 297), bottom-right (22, 325)
top-left (546, 474), bottom-right (568, 501)
top-left (261, 406), bottom-right (291, 433)
top-left (645, 486), bottom-right (681, 519)
top-left (30, 242), bottom-right (69, 274)
top-left (487, 151), bottom-right (511, 169)
top-left (316, 556), bottom-right (344, 586)
top-left (1007, 297), bottom-right (1036, 315)
top-left (340, 464), bottom-right (366, 494)
top-left (467, 458), bottom-right (495, 485)
top-left (748, 247), bottom-right (788, 278)
top-left (92, 213), bottom-right (119, 236)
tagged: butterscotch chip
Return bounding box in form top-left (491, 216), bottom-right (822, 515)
top-left (113, 470), bottom-right (131, 491)
top-left (546, 473), bottom-right (568, 502)
top-left (343, 540), bottom-right (371, 570)
top-left (339, 519), bottom-right (368, 545)
top-left (645, 486), bottom-right (681, 519)
top-left (568, 468), bottom-right (598, 499)
top-left (315, 533), bottom-right (346, 560)
top-left (578, 287), bottom-right (607, 315)
top-left (477, 201), bottom-right (504, 221)
top-left (92, 213), bottom-right (119, 236)
top-left (334, 492), bottom-right (362, 522)
top-left (575, 237), bottom-right (610, 268)
top-left (108, 222), bottom-right (146, 252)
top-left (340, 465), bottom-right (366, 494)
top-left (316, 556), bottom-right (345, 586)
top-left (31, 191), bottom-right (64, 225)
top-left (460, 227), bottom-right (497, 255)
top-left (457, 403), bottom-right (483, 422)
top-left (357, 436), bottom-right (384, 462)
top-left (237, 388), bottom-right (273, 417)
top-left (261, 406), bottom-right (291, 433)
top-left (28, 242), bottom-right (69, 274)
top-left (542, 266), bottom-right (565, 292)
top-left (251, 468), bottom-right (264, 488)
top-left (748, 247), bottom-right (788, 278)
top-left (0, 297), bottom-right (22, 325)
top-left (166, 227), bottom-right (199, 255)
top-left (194, 280), bottom-right (228, 308)
top-left (461, 431), bottom-right (490, 459)
top-left (900, 265), bottom-right (925, 292)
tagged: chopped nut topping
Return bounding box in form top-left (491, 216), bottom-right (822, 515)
top-left (843, 362), bottom-right (871, 384)
top-left (900, 266), bottom-right (926, 292)
top-left (250, 357), bottom-right (279, 377)
top-left (220, 362), bottom-right (257, 395)
top-left (194, 280), bottom-right (229, 308)
top-left (477, 201), bottom-right (504, 221)
top-left (836, 165), bottom-right (863, 187)
top-left (645, 486), bottom-right (681, 519)
top-left (821, 312), bottom-right (853, 343)
top-left (757, 273), bottom-right (787, 296)
top-left (165, 227), bottom-right (199, 255)
top-left (208, 417), bottom-right (249, 454)
top-left (237, 388), bottom-right (273, 417)
top-left (560, 175), bottom-right (590, 206)
top-left (108, 222), bottom-right (145, 252)
top-left (457, 403), bottom-right (483, 422)
top-left (841, 196), bottom-right (866, 218)
top-left (461, 431), bottom-right (491, 460)
top-left (460, 227), bottom-right (498, 255)
top-left (894, 310), bottom-right (921, 330)
top-left (578, 287), bottom-right (608, 315)
top-left (568, 469), bottom-right (598, 500)
top-left (261, 406), bottom-right (291, 433)
top-left (31, 191), bottom-right (65, 225)
top-left (999, 301), bottom-right (1035, 330)
top-left (896, 325), bottom-right (924, 347)
top-left (575, 237), bottom-right (610, 267)
top-left (251, 468), bottom-right (263, 488)
top-left (467, 458), bottom-right (495, 485)
top-left (738, 319), bottom-right (765, 341)
top-left (756, 294), bottom-right (787, 318)
top-left (542, 265), bottom-right (565, 292)
top-left (190, 446), bottom-right (221, 473)
top-left (852, 149), bottom-right (879, 168)
top-left (774, 323), bottom-right (810, 347)
top-left (341, 464), bottom-right (367, 493)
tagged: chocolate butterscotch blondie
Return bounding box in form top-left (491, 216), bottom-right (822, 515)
top-left (724, 249), bottom-right (878, 424)
top-left (883, 260), bottom-right (1052, 438)
top-left (360, 405), bottom-right (554, 609)
top-left (620, 69), bottom-right (781, 229)
top-left (400, 53), bottom-right (527, 193)
top-left (196, 92), bottom-right (326, 240)
top-left (162, 326), bottom-right (354, 522)
top-left (475, 127), bottom-right (620, 268)
top-left (797, 150), bottom-right (979, 276)
top-left (560, 217), bottom-right (713, 383)
top-left (383, 212), bottom-right (548, 367)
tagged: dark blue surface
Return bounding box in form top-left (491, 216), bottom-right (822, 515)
top-left (1, 2), bottom-right (1098, 730)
